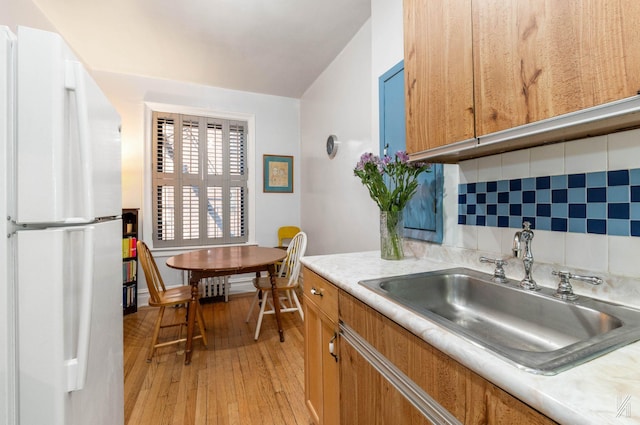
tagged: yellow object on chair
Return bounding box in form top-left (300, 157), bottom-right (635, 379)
top-left (277, 226), bottom-right (301, 249)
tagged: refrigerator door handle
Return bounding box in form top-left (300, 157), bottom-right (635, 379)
top-left (64, 60), bottom-right (95, 224)
top-left (65, 225), bottom-right (95, 392)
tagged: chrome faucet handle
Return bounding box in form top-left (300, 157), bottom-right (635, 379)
top-left (551, 270), bottom-right (604, 301)
top-left (479, 256), bottom-right (509, 283)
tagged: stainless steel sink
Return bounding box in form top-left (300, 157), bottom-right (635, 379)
top-left (359, 267), bottom-right (640, 374)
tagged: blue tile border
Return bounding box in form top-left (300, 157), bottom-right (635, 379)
top-left (458, 168), bottom-right (640, 237)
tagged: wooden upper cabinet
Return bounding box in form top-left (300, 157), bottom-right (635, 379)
top-left (473, 0), bottom-right (640, 136)
top-left (404, 0), bottom-right (475, 153)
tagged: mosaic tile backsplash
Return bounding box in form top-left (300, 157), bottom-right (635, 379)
top-left (458, 168), bottom-right (640, 237)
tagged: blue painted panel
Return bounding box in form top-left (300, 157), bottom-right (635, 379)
top-left (379, 60), bottom-right (443, 244)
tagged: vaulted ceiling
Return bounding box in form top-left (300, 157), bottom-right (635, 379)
top-left (33, 0), bottom-right (371, 98)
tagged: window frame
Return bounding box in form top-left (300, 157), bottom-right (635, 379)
top-left (143, 103), bottom-right (256, 250)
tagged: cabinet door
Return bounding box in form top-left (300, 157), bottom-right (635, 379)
top-left (484, 382), bottom-right (557, 425)
top-left (321, 316), bottom-right (339, 425)
top-left (403, 0), bottom-right (475, 152)
top-left (304, 297), bottom-right (340, 425)
top-left (340, 337), bottom-right (433, 425)
top-left (304, 299), bottom-right (323, 425)
top-left (474, 0), bottom-right (640, 136)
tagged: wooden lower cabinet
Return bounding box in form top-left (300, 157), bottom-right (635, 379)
top-left (340, 336), bottom-right (452, 424)
top-left (303, 268), bottom-right (340, 425)
top-left (339, 291), bottom-right (557, 425)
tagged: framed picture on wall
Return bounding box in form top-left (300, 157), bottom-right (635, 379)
top-left (263, 154), bottom-right (294, 193)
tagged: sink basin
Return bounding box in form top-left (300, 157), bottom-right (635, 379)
top-left (359, 267), bottom-right (640, 374)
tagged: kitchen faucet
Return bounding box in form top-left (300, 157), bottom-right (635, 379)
top-left (513, 221), bottom-right (538, 290)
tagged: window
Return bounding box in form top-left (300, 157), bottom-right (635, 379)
top-left (152, 111), bottom-right (248, 247)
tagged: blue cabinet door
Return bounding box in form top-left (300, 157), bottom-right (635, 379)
top-left (379, 61), bottom-right (443, 243)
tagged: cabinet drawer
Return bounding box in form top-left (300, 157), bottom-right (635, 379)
top-left (302, 267), bottom-right (338, 322)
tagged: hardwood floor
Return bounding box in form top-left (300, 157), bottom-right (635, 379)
top-left (123, 293), bottom-right (312, 425)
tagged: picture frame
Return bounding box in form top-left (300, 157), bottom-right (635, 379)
top-left (263, 154), bottom-right (294, 193)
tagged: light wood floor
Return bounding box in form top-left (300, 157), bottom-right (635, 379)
top-left (123, 293), bottom-right (312, 425)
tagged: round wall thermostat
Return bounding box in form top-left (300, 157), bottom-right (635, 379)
top-left (326, 134), bottom-right (339, 159)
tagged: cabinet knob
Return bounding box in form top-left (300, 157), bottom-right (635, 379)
top-left (310, 287), bottom-right (323, 297)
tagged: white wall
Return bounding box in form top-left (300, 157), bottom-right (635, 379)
top-left (5, 0), bottom-right (302, 252)
top-left (371, 0), bottom-right (405, 147)
top-left (300, 19), bottom-right (377, 255)
top-left (92, 71), bottom-right (301, 300)
top-left (299, 0), bottom-right (408, 256)
top-left (3, 0), bottom-right (57, 33)
top-left (92, 71), bottom-right (301, 250)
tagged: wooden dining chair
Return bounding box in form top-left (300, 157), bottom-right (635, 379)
top-left (246, 232), bottom-right (307, 340)
top-left (137, 241), bottom-right (207, 362)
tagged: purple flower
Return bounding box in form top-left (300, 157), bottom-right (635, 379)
top-left (396, 151), bottom-right (410, 163)
top-left (355, 152), bottom-right (373, 171)
top-left (353, 150), bottom-right (431, 211)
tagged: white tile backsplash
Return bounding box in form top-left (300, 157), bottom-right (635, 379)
top-left (455, 128), bottom-right (640, 299)
top-left (608, 236), bottom-right (640, 277)
top-left (608, 128), bottom-right (640, 171)
top-left (477, 154), bottom-right (502, 182)
top-left (500, 227), bottom-right (517, 259)
top-left (564, 134), bottom-right (608, 174)
top-left (501, 149), bottom-right (530, 180)
top-left (477, 226), bottom-right (502, 254)
top-left (565, 232), bottom-right (608, 272)
top-left (443, 164), bottom-right (460, 248)
top-left (530, 143), bottom-right (564, 177)
top-left (531, 229), bottom-right (565, 265)
top-left (460, 225), bottom-right (478, 250)
top-left (458, 158), bottom-right (478, 184)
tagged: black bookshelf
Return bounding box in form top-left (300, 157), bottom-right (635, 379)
top-left (122, 209), bottom-right (139, 315)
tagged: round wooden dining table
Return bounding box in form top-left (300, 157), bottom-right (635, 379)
top-left (167, 245), bottom-right (287, 364)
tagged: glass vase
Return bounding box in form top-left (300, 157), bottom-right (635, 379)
top-left (380, 210), bottom-right (404, 260)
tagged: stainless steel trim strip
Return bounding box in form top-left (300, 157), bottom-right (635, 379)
top-left (409, 137), bottom-right (478, 162)
top-left (340, 323), bottom-right (462, 425)
top-left (478, 95), bottom-right (640, 147)
top-left (409, 95), bottom-right (640, 163)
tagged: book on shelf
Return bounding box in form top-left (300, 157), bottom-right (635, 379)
top-left (122, 260), bottom-right (137, 283)
top-left (123, 284), bottom-right (136, 308)
top-left (122, 237), bottom-right (137, 258)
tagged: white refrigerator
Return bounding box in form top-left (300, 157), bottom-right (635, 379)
top-left (0, 26), bottom-right (124, 425)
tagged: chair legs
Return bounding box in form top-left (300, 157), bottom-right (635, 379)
top-left (247, 288), bottom-right (304, 341)
top-left (147, 306), bottom-right (166, 362)
top-left (245, 290), bottom-right (261, 323)
top-left (290, 290), bottom-right (304, 321)
top-left (147, 302), bottom-right (207, 362)
top-left (195, 301), bottom-right (208, 347)
top-left (254, 290), bottom-right (270, 340)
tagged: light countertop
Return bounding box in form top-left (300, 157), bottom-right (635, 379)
top-left (301, 250), bottom-right (640, 425)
